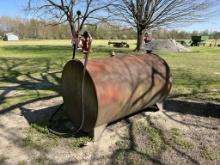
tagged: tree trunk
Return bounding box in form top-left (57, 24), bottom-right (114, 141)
top-left (135, 28), bottom-right (144, 52)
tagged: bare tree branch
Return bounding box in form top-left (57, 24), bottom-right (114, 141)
top-left (27, 0), bottom-right (114, 35)
top-left (111, 0), bottom-right (218, 51)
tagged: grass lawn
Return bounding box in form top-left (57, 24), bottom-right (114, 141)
top-left (0, 39), bottom-right (219, 106)
top-left (0, 40), bottom-right (219, 164)
top-left (161, 47), bottom-right (220, 101)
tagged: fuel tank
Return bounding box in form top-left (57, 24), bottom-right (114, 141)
top-left (61, 53), bottom-right (172, 139)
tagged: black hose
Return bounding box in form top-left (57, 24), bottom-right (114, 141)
top-left (75, 53), bottom-right (88, 133)
top-left (48, 55), bottom-right (89, 136)
top-left (47, 103), bottom-right (73, 136)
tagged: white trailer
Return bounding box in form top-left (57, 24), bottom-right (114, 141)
top-left (3, 33), bottom-right (19, 41)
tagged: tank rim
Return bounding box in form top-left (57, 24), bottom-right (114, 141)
top-left (61, 59), bottom-right (99, 131)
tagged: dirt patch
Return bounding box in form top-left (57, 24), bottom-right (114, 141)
top-left (0, 97), bottom-right (219, 164)
top-left (112, 98), bottom-right (220, 164)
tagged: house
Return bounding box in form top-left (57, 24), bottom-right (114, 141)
top-left (3, 33), bottom-right (19, 41)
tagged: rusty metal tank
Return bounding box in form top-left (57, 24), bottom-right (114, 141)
top-left (61, 53), bottom-right (172, 139)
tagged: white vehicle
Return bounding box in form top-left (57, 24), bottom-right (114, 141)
top-left (3, 33), bottom-right (19, 41)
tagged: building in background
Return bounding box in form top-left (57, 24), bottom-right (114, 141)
top-left (3, 33), bottom-right (19, 41)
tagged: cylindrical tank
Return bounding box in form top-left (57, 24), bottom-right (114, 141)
top-left (61, 54), bottom-right (172, 138)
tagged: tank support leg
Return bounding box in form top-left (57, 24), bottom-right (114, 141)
top-left (93, 124), bottom-right (107, 141)
top-left (156, 102), bottom-right (164, 111)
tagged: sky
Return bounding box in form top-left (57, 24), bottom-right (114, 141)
top-left (0, 0), bottom-right (28, 17)
top-left (0, 0), bottom-right (220, 32)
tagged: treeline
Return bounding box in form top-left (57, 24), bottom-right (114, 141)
top-left (0, 16), bottom-right (70, 39)
top-left (152, 29), bottom-right (220, 40)
top-left (0, 16), bottom-right (220, 40)
top-left (0, 16), bottom-right (136, 39)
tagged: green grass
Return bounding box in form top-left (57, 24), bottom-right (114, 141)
top-left (134, 121), bottom-right (162, 153)
top-left (170, 128), bottom-right (194, 150)
top-left (17, 160), bottom-right (28, 165)
top-left (23, 122), bottom-right (91, 151)
top-left (200, 145), bottom-right (217, 161)
top-left (1, 40), bottom-right (219, 103)
top-left (0, 40), bottom-right (136, 58)
top-left (22, 123), bottom-right (59, 150)
top-left (160, 47), bottom-right (220, 101)
top-left (114, 120), bottom-right (165, 164)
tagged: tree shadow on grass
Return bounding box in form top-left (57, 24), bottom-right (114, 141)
top-left (110, 97), bottom-right (220, 164)
top-left (0, 57), bottom-right (65, 161)
top-left (0, 120), bottom-right (64, 165)
top-left (2, 45), bottom-right (72, 56)
top-left (0, 46), bottom-right (132, 130)
top-left (2, 97), bottom-right (219, 164)
top-left (164, 98), bottom-right (220, 118)
top-left (2, 45), bottom-right (132, 58)
top-left (0, 58), bottom-right (62, 115)
top-left (0, 57), bottom-right (94, 163)
top-left (171, 68), bottom-right (220, 102)
top-left (20, 105), bottom-right (59, 124)
top-left (162, 98), bottom-right (220, 131)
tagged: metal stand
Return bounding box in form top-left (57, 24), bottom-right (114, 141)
top-left (92, 124), bottom-right (107, 141)
top-left (156, 102), bottom-right (164, 111)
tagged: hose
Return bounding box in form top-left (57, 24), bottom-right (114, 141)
top-left (48, 10), bottom-right (90, 136)
top-left (48, 54), bottom-right (89, 136)
top-left (75, 53), bottom-right (89, 133)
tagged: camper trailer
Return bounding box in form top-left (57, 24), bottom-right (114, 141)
top-left (3, 33), bottom-right (19, 41)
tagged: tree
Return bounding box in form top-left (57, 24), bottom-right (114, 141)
top-left (27, 0), bottom-right (113, 58)
top-left (113, 0), bottom-right (218, 51)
